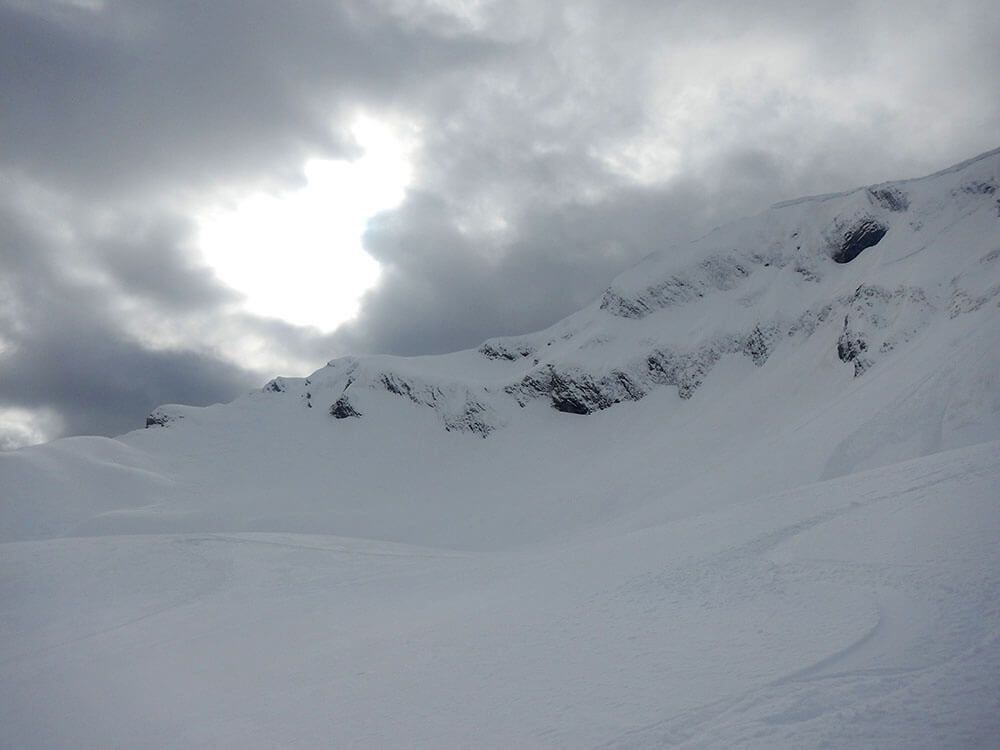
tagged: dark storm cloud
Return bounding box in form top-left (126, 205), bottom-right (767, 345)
top-left (0, 0), bottom-right (497, 195)
top-left (1, 0), bottom-right (999, 447)
top-left (0, 196), bottom-right (248, 439)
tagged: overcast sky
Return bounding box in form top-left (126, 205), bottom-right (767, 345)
top-left (2, 0), bottom-right (998, 448)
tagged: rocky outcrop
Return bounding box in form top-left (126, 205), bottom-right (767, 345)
top-left (145, 408), bottom-right (181, 428)
top-left (830, 217), bottom-right (888, 263)
top-left (868, 186), bottom-right (909, 212)
top-left (330, 395), bottom-right (361, 419)
top-left (442, 400), bottom-right (496, 437)
top-left (743, 324), bottom-right (777, 367)
top-left (957, 178), bottom-right (996, 195)
top-left (377, 372), bottom-right (498, 437)
top-left (505, 322), bottom-right (788, 415)
top-left (508, 365), bottom-right (645, 414)
top-left (479, 338), bottom-right (535, 361)
top-left (837, 316), bottom-right (871, 376)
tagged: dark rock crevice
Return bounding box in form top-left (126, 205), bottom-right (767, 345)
top-left (869, 186), bottom-right (909, 212)
top-left (443, 400), bottom-right (495, 437)
top-left (330, 395), bottom-right (361, 419)
top-left (479, 340), bottom-right (535, 361)
top-left (145, 409), bottom-right (181, 428)
top-left (832, 219), bottom-right (888, 263)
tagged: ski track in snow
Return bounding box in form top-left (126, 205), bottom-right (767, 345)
top-left (2, 442), bottom-right (998, 748)
top-left (599, 444), bottom-right (1000, 749)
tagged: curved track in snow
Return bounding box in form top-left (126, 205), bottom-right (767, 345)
top-left (2, 442), bottom-right (998, 748)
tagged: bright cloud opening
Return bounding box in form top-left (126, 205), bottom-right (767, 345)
top-left (0, 407), bottom-right (63, 450)
top-left (198, 117), bottom-right (414, 331)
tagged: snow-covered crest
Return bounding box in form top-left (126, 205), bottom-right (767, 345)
top-left (184, 147), bottom-right (1000, 440)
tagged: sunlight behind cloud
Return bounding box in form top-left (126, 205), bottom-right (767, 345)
top-left (198, 117), bottom-right (413, 331)
top-left (0, 407), bottom-right (63, 450)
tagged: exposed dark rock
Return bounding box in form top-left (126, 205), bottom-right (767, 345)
top-left (443, 400), bottom-right (495, 437)
top-left (263, 379), bottom-right (285, 393)
top-left (376, 371), bottom-right (500, 435)
top-left (837, 315), bottom-right (871, 376)
top-left (330, 395), bottom-right (361, 419)
top-left (509, 365), bottom-right (643, 414)
top-left (600, 291), bottom-right (645, 319)
top-left (144, 409), bottom-right (180, 428)
top-left (600, 253), bottom-right (777, 319)
top-left (743, 325), bottom-right (772, 366)
top-left (479, 340), bottom-right (535, 361)
top-left (379, 373), bottom-right (444, 406)
top-left (646, 348), bottom-right (719, 399)
top-left (869, 186), bottom-right (909, 211)
top-left (541, 369), bottom-right (614, 414)
top-left (832, 219), bottom-right (888, 263)
top-left (795, 265), bottom-right (821, 282)
top-left (958, 178), bottom-right (996, 195)
top-left (787, 304), bottom-right (835, 339)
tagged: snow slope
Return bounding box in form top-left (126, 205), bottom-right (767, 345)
top-left (1, 149), bottom-right (999, 747)
top-left (2, 443), bottom-right (998, 748)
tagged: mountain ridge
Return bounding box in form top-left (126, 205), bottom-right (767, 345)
top-left (147, 146), bottom-right (998, 438)
top-left (1, 148), bottom-right (998, 546)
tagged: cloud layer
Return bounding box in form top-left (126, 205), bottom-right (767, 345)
top-left (2, 0), bottom-right (999, 447)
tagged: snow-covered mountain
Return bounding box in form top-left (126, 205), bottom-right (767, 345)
top-left (2, 149), bottom-right (999, 748)
top-left (4, 147), bottom-right (998, 545)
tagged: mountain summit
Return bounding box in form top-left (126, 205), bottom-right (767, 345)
top-left (2, 150), bottom-right (999, 748)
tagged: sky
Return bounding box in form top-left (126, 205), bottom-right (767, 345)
top-left (1, 0), bottom-right (998, 449)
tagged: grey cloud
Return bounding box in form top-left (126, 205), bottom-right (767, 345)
top-left (95, 218), bottom-right (243, 312)
top-left (339, 151), bottom-right (821, 356)
top-left (0, 194), bottom-right (336, 446)
top-left (0, 0), bottom-right (499, 197)
top-left (338, 0), bottom-right (1000, 355)
top-left (0, 198), bottom-right (247, 438)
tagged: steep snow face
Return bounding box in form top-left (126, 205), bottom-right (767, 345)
top-left (1, 149), bottom-right (999, 545)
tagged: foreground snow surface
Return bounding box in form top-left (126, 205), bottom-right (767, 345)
top-left (3, 440), bottom-right (998, 748)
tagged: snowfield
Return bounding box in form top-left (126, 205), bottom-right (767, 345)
top-left (3, 443), bottom-right (999, 748)
top-left (1, 149), bottom-right (999, 747)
